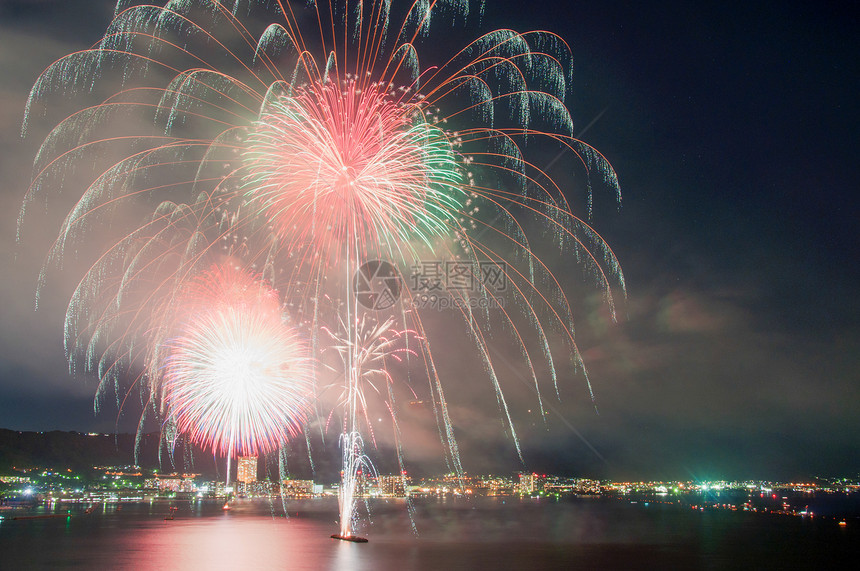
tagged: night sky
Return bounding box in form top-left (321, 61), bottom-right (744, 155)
top-left (0, 0), bottom-right (857, 481)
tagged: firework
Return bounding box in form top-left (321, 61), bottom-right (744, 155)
top-left (22, 0), bottom-right (625, 537)
top-left (160, 264), bottom-right (314, 458)
top-left (243, 79), bottom-right (463, 262)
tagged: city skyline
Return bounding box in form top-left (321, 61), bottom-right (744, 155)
top-left (1, 426), bottom-right (856, 483)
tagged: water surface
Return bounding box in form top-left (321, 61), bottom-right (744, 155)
top-left (1, 498), bottom-right (856, 569)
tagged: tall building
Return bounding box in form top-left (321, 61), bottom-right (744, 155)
top-left (237, 456), bottom-right (258, 484)
top-left (519, 472), bottom-right (537, 494)
top-left (353, 470), bottom-right (369, 498)
top-left (154, 473), bottom-right (199, 492)
top-left (377, 474), bottom-right (408, 497)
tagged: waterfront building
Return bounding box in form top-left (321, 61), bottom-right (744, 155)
top-left (237, 456), bottom-right (258, 484)
top-left (282, 479), bottom-right (316, 498)
top-left (376, 474), bottom-right (408, 497)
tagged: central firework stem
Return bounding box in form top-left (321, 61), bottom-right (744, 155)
top-left (339, 225), bottom-right (359, 538)
top-left (226, 442), bottom-right (233, 489)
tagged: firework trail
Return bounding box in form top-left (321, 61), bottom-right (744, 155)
top-left (21, 0), bottom-right (625, 536)
top-left (322, 315), bottom-right (418, 535)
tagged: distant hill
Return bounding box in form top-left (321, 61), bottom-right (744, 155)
top-left (0, 429), bottom-right (227, 477)
top-left (0, 428), bottom-right (346, 481)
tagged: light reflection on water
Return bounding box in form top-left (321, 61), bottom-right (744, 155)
top-left (3, 500), bottom-right (347, 570)
top-left (1, 498), bottom-right (857, 570)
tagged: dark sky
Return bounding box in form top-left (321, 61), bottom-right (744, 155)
top-left (1, 0), bottom-right (857, 481)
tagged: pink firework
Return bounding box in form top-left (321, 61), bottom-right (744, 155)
top-left (243, 80), bottom-right (463, 262)
top-left (160, 264), bottom-right (314, 456)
